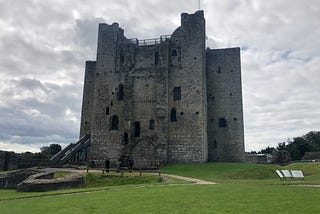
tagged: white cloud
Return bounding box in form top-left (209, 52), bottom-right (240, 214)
top-left (0, 0), bottom-right (319, 153)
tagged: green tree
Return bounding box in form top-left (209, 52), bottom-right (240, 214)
top-left (40, 144), bottom-right (62, 158)
top-left (260, 146), bottom-right (276, 154)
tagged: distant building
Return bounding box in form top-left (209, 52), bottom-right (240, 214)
top-left (80, 11), bottom-right (245, 168)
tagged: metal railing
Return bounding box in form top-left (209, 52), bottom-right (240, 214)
top-left (129, 34), bottom-right (171, 46)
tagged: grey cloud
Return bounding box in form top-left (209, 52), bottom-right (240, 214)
top-left (0, 0), bottom-right (319, 152)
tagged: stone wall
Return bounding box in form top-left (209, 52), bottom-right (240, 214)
top-left (0, 150), bottom-right (18, 171)
top-left (206, 48), bottom-right (245, 162)
top-left (245, 154), bottom-right (273, 164)
top-left (0, 169), bottom-right (40, 189)
top-left (80, 61), bottom-right (96, 138)
top-left (17, 172), bottom-right (83, 192)
top-left (301, 152), bottom-right (320, 161)
top-left (167, 11), bottom-right (207, 163)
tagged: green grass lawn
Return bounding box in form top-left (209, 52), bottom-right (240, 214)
top-left (0, 162), bottom-right (319, 213)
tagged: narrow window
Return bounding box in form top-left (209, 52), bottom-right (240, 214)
top-left (124, 132), bottom-right (129, 144)
top-left (118, 84), bottom-right (124, 101)
top-left (173, 87), bottom-right (181, 101)
top-left (133, 121), bottom-right (140, 137)
top-left (106, 107), bottom-right (109, 115)
top-left (219, 118), bottom-right (227, 128)
top-left (120, 53), bottom-right (124, 64)
top-left (149, 119), bottom-right (155, 130)
top-left (170, 108), bottom-right (177, 122)
top-left (213, 140), bottom-right (218, 149)
top-left (154, 51), bottom-right (159, 65)
top-left (111, 115), bottom-right (119, 130)
top-left (218, 66), bottom-right (221, 73)
top-left (171, 49), bottom-right (177, 56)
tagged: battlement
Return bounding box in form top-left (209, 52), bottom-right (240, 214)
top-left (129, 35), bottom-right (171, 46)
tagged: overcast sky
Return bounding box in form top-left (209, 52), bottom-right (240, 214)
top-left (0, 0), bottom-right (319, 153)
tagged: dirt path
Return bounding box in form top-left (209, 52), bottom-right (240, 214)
top-left (291, 184), bottom-right (320, 187)
top-left (159, 174), bottom-right (216, 184)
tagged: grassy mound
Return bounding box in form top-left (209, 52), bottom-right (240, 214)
top-left (84, 173), bottom-right (162, 187)
top-left (162, 162), bottom-right (320, 181)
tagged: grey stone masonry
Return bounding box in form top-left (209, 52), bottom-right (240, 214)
top-left (79, 10), bottom-right (245, 168)
top-left (80, 61), bottom-right (96, 138)
top-left (206, 48), bottom-right (245, 161)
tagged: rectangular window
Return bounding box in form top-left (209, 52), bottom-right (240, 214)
top-left (154, 51), bottom-right (159, 65)
top-left (173, 87), bottom-right (181, 101)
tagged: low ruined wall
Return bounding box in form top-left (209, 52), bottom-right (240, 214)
top-left (0, 151), bottom-right (18, 171)
top-left (302, 152), bottom-right (320, 161)
top-left (17, 172), bottom-right (84, 192)
top-left (0, 169), bottom-right (41, 189)
top-left (245, 154), bottom-right (273, 164)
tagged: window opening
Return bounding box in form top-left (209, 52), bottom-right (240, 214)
top-left (171, 49), bottom-right (177, 56)
top-left (118, 84), bottom-right (124, 101)
top-left (149, 119), bottom-right (155, 130)
top-left (133, 121), bottom-right (141, 137)
top-left (219, 118), bottom-right (227, 128)
top-left (111, 115), bottom-right (119, 130)
top-left (154, 51), bottom-right (159, 65)
top-left (173, 87), bottom-right (181, 101)
top-left (124, 132), bottom-right (129, 144)
top-left (120, 54), bottom-right (124, 64)
top-left (170, 108), bottom-right (177, 122)
top-left (213, 140), bottom-right (218, 149)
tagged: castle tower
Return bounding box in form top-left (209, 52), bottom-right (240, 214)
top-left (167, 11), bottom-right (208, 163)
top-left (206, 48), bottom-right (245, 161)
top-left (79, 10), bottom-right (245, 168)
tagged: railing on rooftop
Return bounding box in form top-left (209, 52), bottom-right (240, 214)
top-left (129, 35), bottom-right (171, 46)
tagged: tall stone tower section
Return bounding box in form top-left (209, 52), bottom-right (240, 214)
top-left (80, 61), bottom-right (96, 138)
top-left (167, 11), bottom-right (208, 163)
top-left (88, 23), bottom-right (127, 166)
top-left (206, 48), bottom-right (245, 161)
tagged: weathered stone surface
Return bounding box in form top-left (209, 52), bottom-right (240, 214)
top-left (302, 152), bottom-right (320, 161)
top-left (17, 172), bottom-right (83, 192)
top-left (0, 169), bottom-right (41, 189)
top-left (0, 150), bottom-right (18, 171)
top-left (245, 154), bottom-right (274, 164)
top-left (80, 10), bottom-right (245, 168)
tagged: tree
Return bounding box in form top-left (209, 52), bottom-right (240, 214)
top-left (260, 146), bottom-right (276, 154)
top-left (259, 131), bottom-right (320, 161)
top-left (40, 144), bottom-right (62, 158)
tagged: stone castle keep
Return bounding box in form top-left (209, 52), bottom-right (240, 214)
top-left (80, 11), bottom-right (245, 168)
